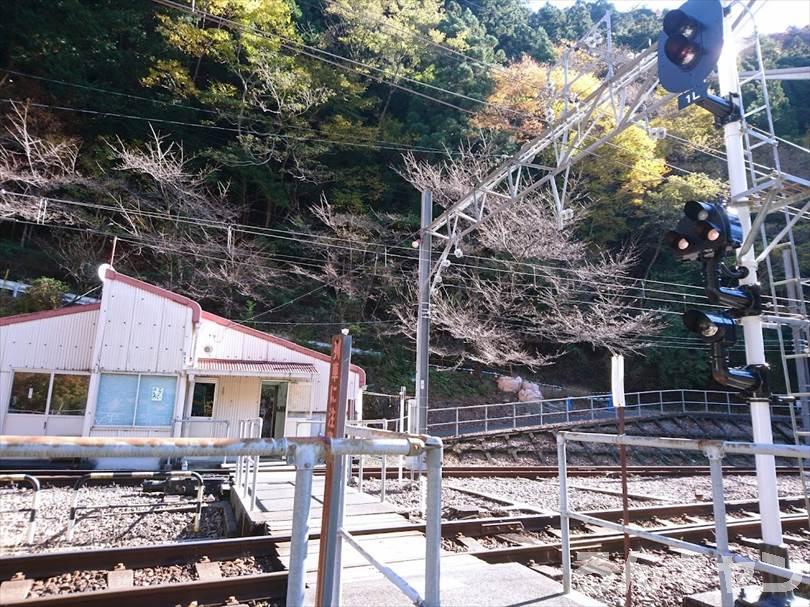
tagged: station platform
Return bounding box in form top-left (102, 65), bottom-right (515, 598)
top-left (232, 465), bottom-right (603, 606)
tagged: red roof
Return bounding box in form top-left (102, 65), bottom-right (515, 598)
top-left (194, 358), bottom-right (318, 376)
top-left (0, 303), bottom-right (101, 327)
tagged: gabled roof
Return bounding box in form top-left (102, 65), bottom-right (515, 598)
top-left (0, 303), bottom-right (101, 327)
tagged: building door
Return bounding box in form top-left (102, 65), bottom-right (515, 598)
top-left (188, 379), bottom-right (218, 437)
top-left (260, 381), bottom-right (288, 438)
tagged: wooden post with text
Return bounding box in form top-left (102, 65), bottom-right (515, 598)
top-left (316, 332), bottom-right (351, 606)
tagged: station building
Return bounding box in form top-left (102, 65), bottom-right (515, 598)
top-left (0, 266), bottom-right (365, 443)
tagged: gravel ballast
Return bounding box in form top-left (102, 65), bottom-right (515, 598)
top-left (1, 483), bottom-right (226, 555)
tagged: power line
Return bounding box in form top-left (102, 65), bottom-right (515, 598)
top-left (7, 188), bottom-right (803, 311)
top-left (151, 0), bottom-right (482, 116)
top-left (0, 98), bottom-right (449, 155)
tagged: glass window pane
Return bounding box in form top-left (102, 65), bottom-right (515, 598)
top-left (135, 376), bottom-right (176, 426)
top-left (95, 374), bottom-right (138, 425)
top-left (8, 372), bottom-right (49, 414)
top-left (50, 375), bottom-right (90, 416)
top-left (191, 382), bottom-right (216, 417)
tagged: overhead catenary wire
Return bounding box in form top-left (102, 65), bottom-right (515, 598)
top-left (0, 99), bottom-right (450, 155)
top-left (4, 188), bottom-right (804, 314)
top-left (5, 216), bottom-right (793, 356)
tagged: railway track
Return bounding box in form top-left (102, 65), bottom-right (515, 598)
top-left (350, 464), bottom-right (804, 479)
top-left (2, 496), bottom-right (806, 606)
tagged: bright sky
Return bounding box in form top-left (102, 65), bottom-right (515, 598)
top-left (530, 1), bottom-right (810, 34)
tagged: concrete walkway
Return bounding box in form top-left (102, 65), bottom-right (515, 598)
top-left (235, 466), bottom-right (603, 606)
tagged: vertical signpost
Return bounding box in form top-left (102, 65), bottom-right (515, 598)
top-left (316, 332), bottom-right (352, 607)
top-left (612, 354), bottom-right (631, 607)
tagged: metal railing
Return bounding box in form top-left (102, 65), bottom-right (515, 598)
top-left (557, 431), bottom-right (810, 607)
top-left (0, 433), bottom-right (443, 607)
top-left (175, 417), bottom-right (231, 438)
top-left (67, 471), bottom-right (204, 541)
top-left (341, 424), bottom-right (442, 606)
top-left (235, 418), bottom-right (262, 511)
top-left (0, 474), bottom-right (40, 543)
top-left (426, 389), bottom-right (783, 437)
top-left (349, 418), bottom-right (411, 498)
top-left (175, 417), bottom-right (231, 465)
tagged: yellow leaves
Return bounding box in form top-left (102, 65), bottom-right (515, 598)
top-left (655, 173), bottom-right (727, 204)
top-left (471, 56), bottom-right (547, 138)
top-left (141, 59), bottom-right (198, 97)
top-left (326, 0), bottom-right (445, 75)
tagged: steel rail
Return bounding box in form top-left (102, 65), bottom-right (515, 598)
top-left (347, 465), bottom-right (804, 479)
top-left (0, 571), bottom-right (288, 607)
top-left (3, 496), bottom-right (804, 580)
top-left (468, 512), bottom-right (810, 572)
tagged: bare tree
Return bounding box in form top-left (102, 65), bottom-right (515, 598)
top-left (0, 104), bottom-right (280, 307)
top-left (392, 144), bottom-right (661, 368)
top-left (0, 103), bottom-right (83, 224)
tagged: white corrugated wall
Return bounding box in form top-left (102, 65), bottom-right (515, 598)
top-left (195, 318), bottom-right (361, 413)
top-left (0, 309), bottom-right (98, 372)
top-left (98, 280), bottom-right (192, 373)
top-left (211, 375), bottom-right (261, 438)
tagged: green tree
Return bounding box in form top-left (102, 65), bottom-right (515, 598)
top-left (18, 277), bottom-right (68, 312)
top-left (462, 0), bottom-right (554, 62)
top-left (531, 3), bottom-right (566, 43)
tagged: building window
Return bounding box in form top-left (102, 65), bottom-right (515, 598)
top-left (49, 374), bottom-right (90, 415)
top-left (8, 371), bottom-right (89, 416)
top-left (95, 374), bottom-right (176, 427)
top-left (191, 381), bottom-right (216, 417)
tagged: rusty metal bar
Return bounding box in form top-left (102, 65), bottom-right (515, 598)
top-left (0, 435), bottom-right (425, 460)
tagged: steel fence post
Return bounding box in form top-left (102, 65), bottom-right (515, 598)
top-left (235, 420), bottom-right (243, 489)
top-left (425, 437), bottom-right (443, 607)
top-left (359, 454), bottom-right (364, 493)
top-left (287, 445), bottom-right (317, 607)
top-left (557, 434), bottom-right (572, 594)
top-left (455, 408), bottom-right (459, 437)
top-left (513, 403), bottom-right (517, 430)
top-left (484, 406), bottom-right (488, 433)
top-left (706, 445), bottom-right (735, 607)
top-left (381, 453), bottom-right (388, 503)
top-left (705, 390), bottom-right (709, 413)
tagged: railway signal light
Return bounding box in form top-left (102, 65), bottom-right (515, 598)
top-left (683, 309), bottom-right (737, 346)
top-left (665, 201), bottom-right (742, 261)
top-left (682, 309), bottom-right (768, 394)
top-left (658, 0), bottom-right (724, 94)
top-left (668, 200), bottom-right (767, 395)
top-left (657, 0), bottom-right (738, 122)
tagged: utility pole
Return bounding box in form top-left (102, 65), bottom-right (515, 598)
top-left (717, 5), bottom-right (788, 593)
top-left (416, 191), bottom-right (432, 436)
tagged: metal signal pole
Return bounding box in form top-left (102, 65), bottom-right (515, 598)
top-left (717, 1), bottom-right (785, 568)
top-left (416, 190), bottom-right (432, 436)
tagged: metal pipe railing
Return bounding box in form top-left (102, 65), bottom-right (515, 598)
top-left (557, 431), bottom-right (810, 606)
top-left (347, 420), bottom-right (411, 501)
top-left (426, 389), bottom-right (769, 437)
top-left (0, 474), bottom-right (40, 543)
top-left (174, 417), bottom-right (231, 437)
top-left (67, 471), bottom-right (204, 541)
top-left (0, 433), bottom-right (439, 607)
top-left (175, 417), bottom-right (231, 465)
top-left (236, 418), bottom-right (263, 510)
